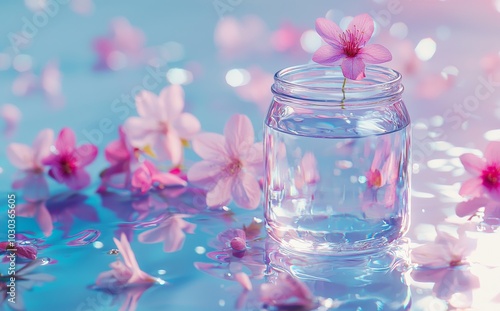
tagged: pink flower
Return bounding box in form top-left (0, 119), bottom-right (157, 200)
top-left (7, 128), bottom-right (53, 201)
top-left (99, 127), bottom-right (136, 191)
top-left (123, 85), bottom-right (201, 165)
top-left (96, 233), bottom-right (159, 288)
top-left (131, 160), bottom-right (187, 193)
top-left (411, 226), bottom-right (476, 268)
top-left (138, 214), bottom-right (196, 253)
top-left (312, 14), bottom-right (392, 80)
top-left (260, 273), bottom-right (316, 310)
top-left (187, 114), bottom-right (264, 209)
top-left (93, 17), bottom-right (146, 70)
top-left (1, 103), bottom-right (21, 136)
top-left (42, 128), bottom-right (98, 190)
top-left (459, 142), bottom-right (500, 201)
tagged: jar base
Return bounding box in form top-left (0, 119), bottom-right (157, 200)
top-left (265, 215), bottom-right (404, 256)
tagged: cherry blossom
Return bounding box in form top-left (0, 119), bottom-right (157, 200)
top-left (42, 128), bottom-right (97, 190)
top-left (131, 160), bottom-right (186, 194)
top-left (187, 114), bottom-right (263, 209)
top-left (459, 142), bottom-right (500, 201)
top-left (312, 14), bottom-right (392, 80)
top-left (96, 233), bottom-right (159, 288)
top-left (123, 85), bottom-right (200, 165)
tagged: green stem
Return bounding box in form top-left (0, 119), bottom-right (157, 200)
top-left (340, 77), bottom-right (347, 109)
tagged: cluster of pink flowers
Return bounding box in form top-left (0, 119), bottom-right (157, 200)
top-left (7, 127), bottom-right (98, 198)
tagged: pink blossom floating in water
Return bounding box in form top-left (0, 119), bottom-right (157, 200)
top-left (312, 14), bottom-right (392, 80)
top-left (96, 233), bottom-right (160, 288)
top-left (411, 225), bottom-right (476, 268)
top-left (123, 85), bottom-right (200, 166)
top-left (7, 128), bottom-right (53, 202)
top-left (260, 273), bottom-right (316, 310)
top-left (138, 214), bottom-right (196, 253)
top-left (131, 160), bottom-right (187, 194)
top-left (99, 127), bottom-right (137, 191)
top-left (187, 114), bottom-right (264, 209)
top-left (42, 127), bottom-right (97, 190)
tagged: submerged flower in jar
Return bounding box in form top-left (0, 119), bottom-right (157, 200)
top-left (312, 14), bottom-right (392, 80)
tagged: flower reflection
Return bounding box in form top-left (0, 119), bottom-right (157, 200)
top-left (260, 273), bottom-right (316, 311)
top-left (138, 214), bottom-right (196, 253)
top-left (0, 258), bottom-right (55, 310)
top-left (7, 128), bottom-right (53, 202)
top-left (18, 193), bottom-right (99, 237)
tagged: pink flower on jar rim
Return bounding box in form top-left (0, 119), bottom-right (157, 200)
top-left (312, 14), bottom-right (392, 80)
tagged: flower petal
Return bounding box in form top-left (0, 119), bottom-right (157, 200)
top-left (56, 128), bottom-right (76, 153)
top-left (459, 178), bottom-right (483, 198)
top-left (123, 117), bottom-right (159, 147)
top-left (65, 169), bottom-right (92, 190)
top-left (157, 130), bottom-right (183, 165)
top-left (187, 160), bottom-right (224, 187)
top-left (75, 144), bottom-right (98, 167)
top-left (135, 90), bottom-right (160, 119)
top-left (312, 45), bottom-right (345, 66)
top-left (152, 172), bottom-right (187, 187)
top-left (7, 143), bottom-right (34, 170)
top-left (206, 177), bottom-right (233, 208)
top-left (315, 18), bottom-right (343, 47)
top-left (131, 165), bottom-right (152, 193)
top-left (224, 114), bottom-right (255, 158)
top-left (174, 112), bottom-right (201, 140)
top-left (358, 44), bottom-right (392, 64)
top-left (231, 171), bottom-right (261, 210)
top-left (32, 129), bottom-right (54, 165)
top-left (485, 141), bottom-right (500, 165)
top-left (158, 85), bottom-right (184, 121)
top-left (347, 13), bottom-right (374, 44)
top-left (341, 57), bottom-right (366, 80)
top-left (460, 153), bottom-right (485, 174)
top-left (192, 133), bottom-right (227, 160)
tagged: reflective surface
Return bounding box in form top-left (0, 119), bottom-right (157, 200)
top-left (1, 1), bottom-right (500, 310)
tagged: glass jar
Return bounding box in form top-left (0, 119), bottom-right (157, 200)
top-left (264, 64), bottom-right (411, 255)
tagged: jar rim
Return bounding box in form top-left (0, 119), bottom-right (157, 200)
top-left (272, 64), bottom-right (403, 103)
